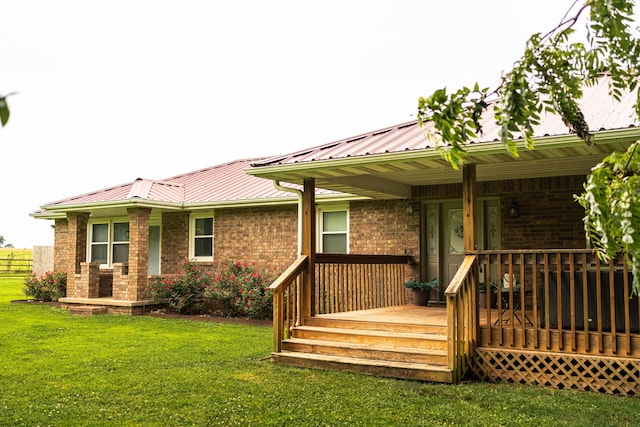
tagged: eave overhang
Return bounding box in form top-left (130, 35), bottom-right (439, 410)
top-left (32, 193), bottom-right (368, 220)
top-left (246, 128), bottom-right (640, 199)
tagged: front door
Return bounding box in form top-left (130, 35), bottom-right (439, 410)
top-left (423, 199), bottom-right (499, 301)
top-left (443, 202), bottom-right (466, 297)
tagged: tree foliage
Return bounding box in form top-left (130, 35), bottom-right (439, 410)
top-left (417, 0), bottom-right (640, 292)
top-left (0, 93), bottom-right (12, 127)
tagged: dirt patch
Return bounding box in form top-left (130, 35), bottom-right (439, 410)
top-left (147, 310), bottom-right (271, 327)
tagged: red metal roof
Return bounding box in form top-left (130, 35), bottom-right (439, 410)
top-left (252, 75), bottom-right (639, 168)
top-left (41, 158), bottom-right (335, 210)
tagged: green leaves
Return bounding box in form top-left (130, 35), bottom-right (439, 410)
top-left (576, 141), bottom-right (640, 294)
top-left (417, 1), bottom-right (640, 293)
top-left (417, 85), bottom-right (488, 169)
top-left (0, 95), bottom-right (9, 127)
top-left (417, 0), bottom-right (639, 166)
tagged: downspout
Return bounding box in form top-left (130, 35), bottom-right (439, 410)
top-left (273, 181), bottom-right (303, 255)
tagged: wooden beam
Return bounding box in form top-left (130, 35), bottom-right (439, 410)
top-left (302, 179), bottom-right (316, 318)
top-left (462, 164), bottom-right (477, 252)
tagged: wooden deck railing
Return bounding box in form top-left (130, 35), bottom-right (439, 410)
top-left (476, 249), bottom-right (640, 356)
top-left (270, 253), bottom-right (414, 352)
top-left (314, 254), bottom-right (413, 315)
top-left (445, 255), bottom-right (478, 382)
top-left (269, 255), bottom-right (308, 353)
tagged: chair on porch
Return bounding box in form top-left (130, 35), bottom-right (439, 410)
top-left (495, 273), bottom-right (532, 326)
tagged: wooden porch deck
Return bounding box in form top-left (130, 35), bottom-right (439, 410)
top-left (315, 304), bottom-right (446, 325)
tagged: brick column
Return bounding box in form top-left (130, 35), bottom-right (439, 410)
top-left (53, 218), bottom-right (69, 273)
top-left (66, 213), bottom-right (89, 297)
top-left (127, 207), bottom-right (151, 301)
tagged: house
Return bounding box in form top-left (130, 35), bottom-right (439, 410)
top-left (246, 75), bottom-right (640, 395)
top-left (34, 75), bottom-right (640, 395)
top-left (32, 158), bottom-right (360, 314)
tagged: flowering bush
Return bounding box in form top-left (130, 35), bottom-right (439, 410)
top-left (149, 260), bottom-right (213, 314)
top-left (23, 271), bottom-right (67, 302)
top-left (204, 261), bottom-right (275, 320)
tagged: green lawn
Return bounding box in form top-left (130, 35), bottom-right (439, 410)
top-left (1, 278), bottom-right (639, 426)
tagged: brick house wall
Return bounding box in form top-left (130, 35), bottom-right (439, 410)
top-left (213, 205), bottom-right (298, 274)
top-left (159, 205), bottom-right (298, 277)
top-left (414, 175), bottom-right (587, 250)
top-left (349, 199), bottom-right (420, 257)
top-left (161, 212), bottom-right (189, 275)
top-left (487, 176), bottom-right (586, 250)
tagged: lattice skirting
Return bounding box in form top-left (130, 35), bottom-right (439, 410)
top-left (470, 348), bottom-right (640, 396)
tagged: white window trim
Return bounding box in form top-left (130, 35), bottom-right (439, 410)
top-left (87, 218), bottom-right (130, 268)
top-left (189, 212), bottom-right (214, 262)
top-left (317, 204), bottom-right (349, 254)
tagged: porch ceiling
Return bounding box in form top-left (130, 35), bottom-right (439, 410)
top-left (248, 129), bottom-right (638, 199)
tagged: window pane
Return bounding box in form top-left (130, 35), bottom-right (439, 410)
top-left (113, 222), bottom-right (129, 242)
top-left (323, 234), bottom-right (347, 254)
top-left (113, 243), bottom-right (129, 264)
top-left (91, 244), bottom-right (108, 263)
top-left (195, 218), bottom-right (213, 236)
top-left (323, 211), bottom-right (346, 232)
top-left (92, 224), bottom-right (108, 243)
top-left (195, 237), bottom-right (213, 257)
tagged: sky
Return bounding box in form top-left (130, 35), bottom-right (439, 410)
top-left (0, 0), bottom-right (603, 248)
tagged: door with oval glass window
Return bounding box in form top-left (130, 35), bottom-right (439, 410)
top-left (424, 200), bottom-right (499, 301)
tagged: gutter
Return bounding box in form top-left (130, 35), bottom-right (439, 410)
top-left (246, 127), bottom-right (640, 177)
top-left (273, 180), bottom-right (303, 255)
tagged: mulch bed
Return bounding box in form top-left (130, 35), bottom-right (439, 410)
top-left (11, 299), bottom-right (271, 326)
top-left (147, 310), bottom-right (272, 326)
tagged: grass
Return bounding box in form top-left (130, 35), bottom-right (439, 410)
top-left (1, 278), bottom-right (640, 426)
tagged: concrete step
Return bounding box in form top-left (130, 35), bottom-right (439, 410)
top-left (67, 305), bottom-right (107, 316)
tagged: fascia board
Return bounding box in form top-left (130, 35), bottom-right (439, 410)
top-left (39, 199), bottom-right (184, 213)
top-left (246, 128), bottom-right (640, 177)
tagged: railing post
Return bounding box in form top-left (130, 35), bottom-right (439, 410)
top-left (272, 289), bottom-right (283, 353)
top-left (301, 179), bottom-right (316, 320)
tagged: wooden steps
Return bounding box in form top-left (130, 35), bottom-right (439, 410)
top-left (272, 316), bottom-right (453, 383)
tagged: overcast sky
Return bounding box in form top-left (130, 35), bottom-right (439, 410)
top-left (1, 0), bottom-right (610, 248)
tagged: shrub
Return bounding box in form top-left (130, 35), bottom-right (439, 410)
top-left (23, 271), bottom-right (67, 302)
top-left (204, 261), bottom-right (275, 320)
top-left (149, 260), bottom-right (213, 314)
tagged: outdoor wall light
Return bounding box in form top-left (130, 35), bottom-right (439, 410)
top-left (509, 199), bottom-right (519, 218)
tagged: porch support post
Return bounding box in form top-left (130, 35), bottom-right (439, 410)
top-left (302, 178), bottom-right (316, 319)
top-left (126, 207), bottom-right (151, 301)
top-left (462, 164), bottom-right (477, 252)
top-left (462, 163), bottom-right (478, 351)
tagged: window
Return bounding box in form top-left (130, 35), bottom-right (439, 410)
top-left (190, 214), bottom-right (214, 261)
top-left (89, 221), bottom-right (129, 266)
top-left (318, 206), bottom-right (348, 253)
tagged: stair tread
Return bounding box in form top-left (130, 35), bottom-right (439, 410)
top-left (294, 325), bottom-right (447, 340)
top-left (308, 318), bottom-right (446, 328)
top-left (275, 350), bottom-right (450, 371)
top-left (284, 337), bottom-right (447, 355)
